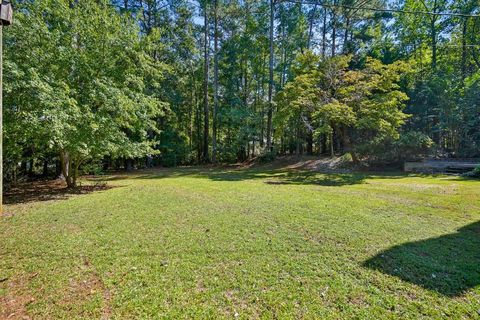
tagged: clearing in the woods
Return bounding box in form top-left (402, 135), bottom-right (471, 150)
top-left (1, 161), bottom-right (479, 319)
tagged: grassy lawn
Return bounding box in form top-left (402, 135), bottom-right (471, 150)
top-left (1, 165), bottom-right (479, 319)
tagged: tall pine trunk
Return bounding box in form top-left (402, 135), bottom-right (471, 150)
top-left (322, 8), bottom-right (327, 59)
top-left (331, 3), bottom-right (337, 57)
top-left (431, 17), bottom-right (437, 69)
top-left (212, 0), bottom-right (219, 163)
top-left (266, 0), bottom-right (274, 152)
top-left (203, 2), bottom-right (210, 162)
top-left (307, 4), bottom-right (317, 50)
top-left (343, 16), bottom-right (350, 54)
top-left (461, 17), bottom-right (468, 79)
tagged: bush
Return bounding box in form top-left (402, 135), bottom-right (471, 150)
top-left (356, 131), bottom-right (434, 164)
top-left (394, 132), bottom-right (434, 160)
top-left (160, 153), bottom-right (178, 167)
top-left (463, 165), bottom-right (480, 179)
top-left (257, 151), bottom-right (276, 163)
top-left (81, 161), bottom-right (104, 176)
top-left (339, 152), bottom-right (353, 162)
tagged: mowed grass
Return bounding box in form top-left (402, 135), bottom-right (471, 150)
top-left (1, 166), bottom-right (479, 319)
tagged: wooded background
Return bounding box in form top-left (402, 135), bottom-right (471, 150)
top-left (4, 0), bottom-right (480, 186)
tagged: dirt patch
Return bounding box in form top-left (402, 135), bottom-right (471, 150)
top-left (4, 179), bottom-right (114, 206)
top-left (61, 276), bottom-right (112, 318)
top-left (247, 156), bottom-right (354, 173)
top-left (377, 182), bottom-right (459, 194)
top-left (284, 157), bottom-right (352, 173)
top-left (0, 273), bottom-right (38, 320)
top-left (60, 257), bottom-right (112, 319)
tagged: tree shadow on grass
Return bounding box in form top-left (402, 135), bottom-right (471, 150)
top-left (84, 167), bottom-right (203, 182)
top-left (126, 166), bottom-right (428, 187)
top-left (4, 180), bottom-right (115, 205)
top-left (87, 165), bottom-right (468, 189)
top-left (264, 170), bottom-right (367, 186)
top-left (199, 169), bottom-right (409, 186)
top-left (363, 221), bottom-right (480, 296)
top-left (129, 167), bottom-right (205, 180)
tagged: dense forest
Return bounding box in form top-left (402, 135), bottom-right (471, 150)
top-left (4, 0), bottom-right (480, 187)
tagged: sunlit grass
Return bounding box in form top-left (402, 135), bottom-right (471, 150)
top-left (1, 167), bottom-right (479, 319)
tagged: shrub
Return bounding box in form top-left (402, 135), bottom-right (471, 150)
top-left (356, 131), bottom-right (434, 164)
top-left (394, 132), bottom-right (434, 161)
top-left (463, 165), bottom-right (480, 179)
top-left (160, 153), bottom-right (178, 167)
top-left (257, 151), bottom-right (276, 163)
top-left (81, 161), bottom-right (104, 176)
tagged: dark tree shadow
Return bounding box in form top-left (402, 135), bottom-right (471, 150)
top-left (4, 180), bottom-right (115, 205)
top-left (363, 221), bottom-right (480, 296)
top-left (119, 166), bottom-right (438, 187)
top-left (264, 170), bottom-right (367, 186)
top-left (196, 168), bottom-right (415, 186)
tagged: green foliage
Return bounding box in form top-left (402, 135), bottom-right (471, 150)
top-left (314, 101), bottom-right (356, 134)
top-left (395, 132), bottom-right (435, 159)
top-left (4, 0), bottom-right (480, 183)
top-left (356, 131), bottom-right (434, 163)
top-left (5, 0), bottom-right (168, 186)
top-left (81, 161), bottom-right (104, 176)
top-left (463, 165), bottom-right (480, 179)
top-left (277, 53), bottom-right (409, 160)
top-left (257, 151), bottom-right (276, 164)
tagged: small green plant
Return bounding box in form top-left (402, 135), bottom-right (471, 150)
top-left (339, 152), bottom-right (353, 163)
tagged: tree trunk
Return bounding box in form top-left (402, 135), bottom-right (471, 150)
top-left (461, 17), bottom-right (468, 79)
top-left (331, 4), bottom-right (337, 57)
top-left (60, 151), bottom-right (75, 188)
top-left (307, 4), bottom-right (317, 50)
top-left (189, 69), bottom-right (195, 152)
top-left (73, 162), bottom-right (80, 188)
top-left (124, 159), bottom-right (133, 171)
top-left (28, 159), bottom-right (34, 177)
top-left (329, 131), bottom-right (334, 157)
top-left (203, 2), bottom-right (210, 162)
top-left (266, 0), bottom-right (274, 152)
top-left (431, 17), bottom-right (437, 69)
top-left (306, 129), bottom-right (313, 156)
top-left (342, 127), bottom-right (359, 164)
top-left (212, 0), bottom-right (219, 163)
top-left (196, 89), bottom-right (202, 163)
top-left (43, 159), bottom-right (48, 177)
top-left (295, 122), bottom-right (300, 156)
top-left (322, 7), bottom-right (327, 59)
top-left (343, 16), bottom-right (350, 54)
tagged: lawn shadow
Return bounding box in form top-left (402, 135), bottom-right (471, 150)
top-left (363, 221), bottom-right (480, 296)
top-left (263, 170), bottom-right (367, 186)
top-left (129, 167), bottom-right (204, 180)
top-left (4, 179), bottom-right (115, 205)
top-left (198, 168), bottom-right (413, 186)
top-left (91, 165), bottom-right (459, 189)
top-left (84, 167), bottom-right (202, 182)
top-left (125, 166), bottom-right (423, 187)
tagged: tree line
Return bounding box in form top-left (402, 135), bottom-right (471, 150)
top-left (4, 0), bottom-right (480, 187)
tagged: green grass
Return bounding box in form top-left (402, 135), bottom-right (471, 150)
top-left (1, 166), bottom-right (479, 319)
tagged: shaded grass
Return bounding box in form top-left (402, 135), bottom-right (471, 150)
top-left (1, 166), bottom-right (479, 319)
top-left (364, 221), bottom-right (480, 297)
